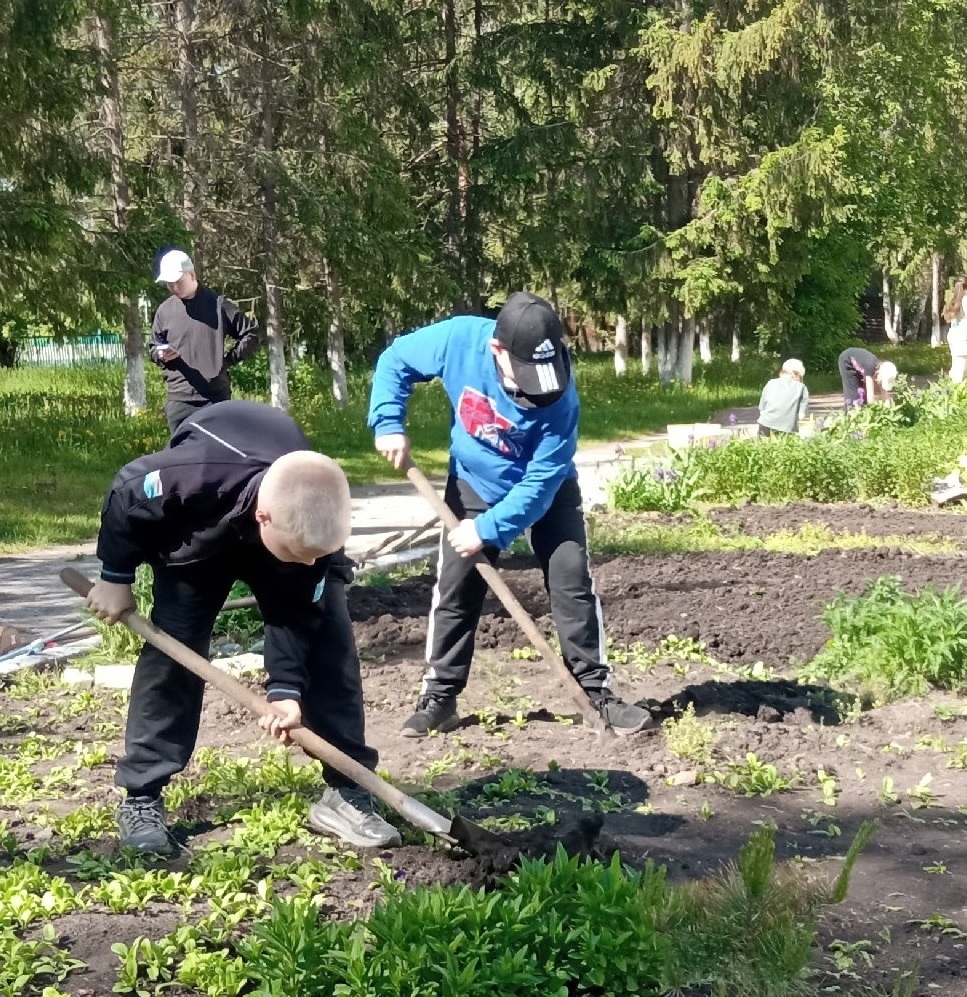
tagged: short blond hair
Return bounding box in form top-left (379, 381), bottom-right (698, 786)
top-left (781, 358), bottom-right (805, 376)
top-left (258, 451), bottom-right (351, 553)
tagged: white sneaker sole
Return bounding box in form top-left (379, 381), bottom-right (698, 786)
top-left (307, 807), bottom-right (402, 849)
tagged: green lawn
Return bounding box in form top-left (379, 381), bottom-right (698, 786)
top-left (0, 341), bottom-right (947, 552)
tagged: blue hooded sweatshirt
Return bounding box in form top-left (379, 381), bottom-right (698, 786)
top-left (367, 316), bottom-right (579, 549)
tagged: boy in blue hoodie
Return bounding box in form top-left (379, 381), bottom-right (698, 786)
top-left (368, 291), bottom-right (652, 736)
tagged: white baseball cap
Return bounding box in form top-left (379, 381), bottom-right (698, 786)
top-left (155, 249), bottom-right (195, 283)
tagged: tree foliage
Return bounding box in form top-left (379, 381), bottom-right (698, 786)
top-left (2, 0), bottom-right (966, 385)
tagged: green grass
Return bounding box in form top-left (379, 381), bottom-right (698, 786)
top-left (0, 341), bottom-right (947, 552)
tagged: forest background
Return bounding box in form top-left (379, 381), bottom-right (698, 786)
top-left (2, 0), bottom-right (965, 412)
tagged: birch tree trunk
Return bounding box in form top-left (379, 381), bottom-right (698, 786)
top-left (173, 0), bottom-right (202, 258)
top-left (931, 252), bottom-right (943, 347)
top-left (324, 258), bottom-right (348, 407)
top-left (730, 329), bottom-right (741, 362)
top-left (676, 316), bottom-right (696, 383)
top-left (92, 9), bottom-right (145, 416)
top-left (907, 287), bottom-right (928, 342)
top-left (443, 0), bottom-right (464, 302)
top-left (882, 271), bottom-right (901, 344)
top-left (655, 324), bottom-right (668, 383)
top-left (698, 322), bottom-right (712, 363)
top-left (258, 16), bottom-right (288, 410)
top-left (640, 321), bottom-right (652, 375)
top-left (614, 314), bottom-right (628, 375)
top-left (659, 307), bottom-right (681, 384)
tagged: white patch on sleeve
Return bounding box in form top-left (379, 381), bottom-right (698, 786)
top-left (142, 470), bottom-right (163, 499)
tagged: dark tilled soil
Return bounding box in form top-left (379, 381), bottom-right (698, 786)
top-left (351, 545), bottom-right (967, 669)
top-left (5, 501), bottom-right (967, 995)
top-left (706, 499), bottom-right (967, 541)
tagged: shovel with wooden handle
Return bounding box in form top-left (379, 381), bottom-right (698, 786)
top-left (59, 567), bottom-right (501, 854)
top-left (403, 460), bottom-right (608, 734)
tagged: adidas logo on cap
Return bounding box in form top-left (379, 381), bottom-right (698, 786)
top-left (531, 338), bottom-right (556, 361)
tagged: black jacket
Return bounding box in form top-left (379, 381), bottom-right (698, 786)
top-left (149, 286), bottom-right (261, 402)
top-left (97, 400), bottom-right (345, 702)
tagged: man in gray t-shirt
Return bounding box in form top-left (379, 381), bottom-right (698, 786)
top-left (150, 250), bottom-right (262, 434)
top-left (757, 359), bottom-right (809, 436)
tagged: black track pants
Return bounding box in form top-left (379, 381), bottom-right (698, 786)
top-left (420, 476), bottom-right (612, 700)
top-left (116, 550), bottom-right (377, 797)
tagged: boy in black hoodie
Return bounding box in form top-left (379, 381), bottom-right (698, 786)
top-left (86, 400), bottom-right (399, 853)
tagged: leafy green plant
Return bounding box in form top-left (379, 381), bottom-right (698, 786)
top-left (477, 768), bottom-right (548, 804)
top-left (713, 753), bottom-right (798, 796)
top-left (0, 923), bottom-right (85, 997)
top-left (804, 576), bottom-right (967, 702)
top-left (948, 740), bottom-right (967, 769)
top-left (662, 704), bottom-right (715, 765)
top-left (607, 446), bottom-right (705, 513)
top-left (878, 777), bottom-right (900, 805)
top-left (816, 768), bottom-right (839, 807)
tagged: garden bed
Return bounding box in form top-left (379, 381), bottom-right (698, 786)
top-left (3, 501), bottom-right (967, 994)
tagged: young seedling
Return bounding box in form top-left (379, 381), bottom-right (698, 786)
top-left (713, 753), bottom-right (797, 796)
top-left (877, 776), bottom-right (900, 805)
top-left (816, 768), bottom-right (838, 807)
top-left (662, 703), bottom-right (715, 765)
top-left (907, 773), bottom-right (940, 808)
top-left (913, 913), bottom-right (967, 939)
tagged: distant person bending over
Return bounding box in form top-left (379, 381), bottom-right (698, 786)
top-left (367, 291), bottom-right (653, 738)
top-left (757, 359), bottom-right (809, 437)
top-left (85, 400), bottom-right (400, 855)
top-left (150, 249), bottom-right (262, 434)
top-left (837, 347), bottom-right (897, 409)
top-left (943, 275), bottom-right (967, 385)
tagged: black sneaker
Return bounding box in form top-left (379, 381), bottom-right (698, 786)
top-left (308, 788), bottom-right (402, 848)
top-left (591, 693), bottom-right (654, 736)
top-left (117, 795), bottom-right (178, 854)
top-left (402, 695), bottom-right (459, 738)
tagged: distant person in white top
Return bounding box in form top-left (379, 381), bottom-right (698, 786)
top-left (757, 359), bottom-right (809, 436)
top-left (943, 275), bottom-right (967, 385)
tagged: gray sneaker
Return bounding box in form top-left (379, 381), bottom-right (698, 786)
top-left (402, 695), bottom-right (460, 737)
top-left (591, 694), bottom-right (655, 736)
top-left (117, 795), bottom-right (177, 854)
top-left (308, 787), bottom-right (402, 849)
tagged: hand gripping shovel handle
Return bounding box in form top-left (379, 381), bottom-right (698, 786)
top-left (403, 462), bottom-right (606, 733)
top-left (59, 568), bottom-right (453, 837)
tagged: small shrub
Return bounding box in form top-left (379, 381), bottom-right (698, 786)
top-left (663, 703), bottom-right (716, 765)
top-left (804, 576), bottom-right (967, 702)
top-left (607, 448), bottom-right (703, 513)
top-left (239, 824), bottom-right (874, 997)
top-left (685, 411), bottom-right (967, 508)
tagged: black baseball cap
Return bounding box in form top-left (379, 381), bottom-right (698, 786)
top-left (494, 291), bottom-right (569, 396)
